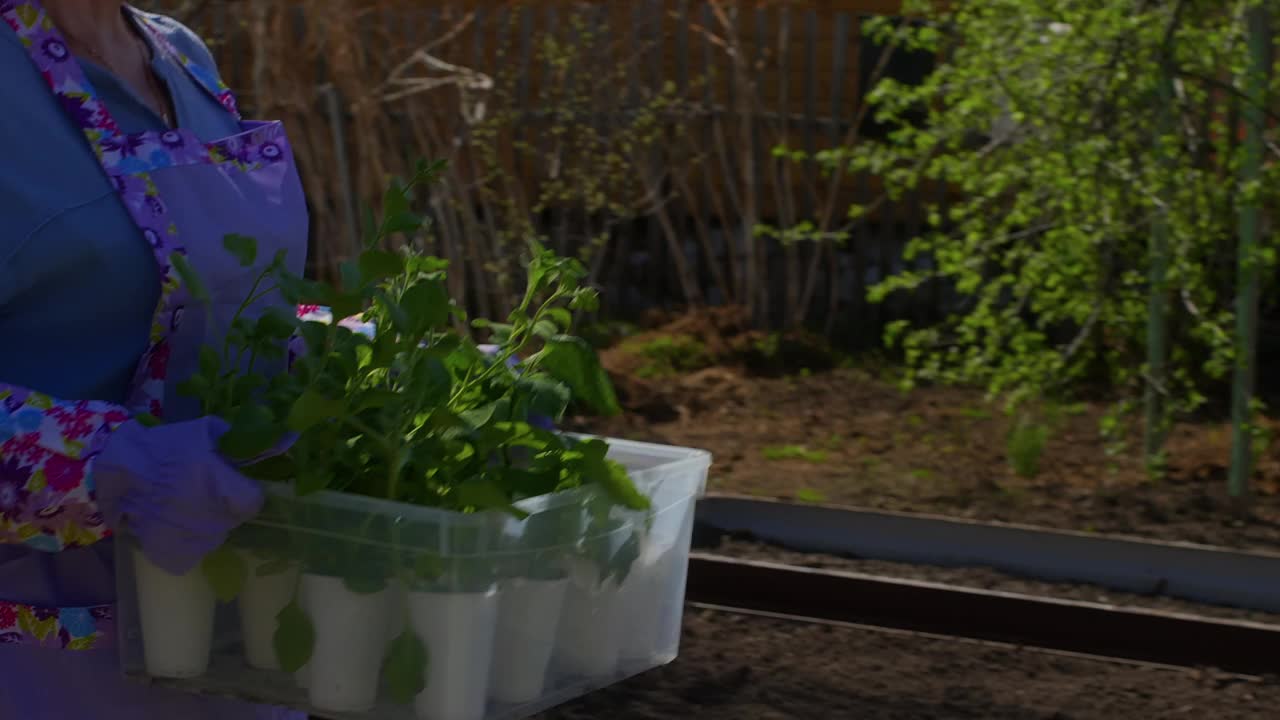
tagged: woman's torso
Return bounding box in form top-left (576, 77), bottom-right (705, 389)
top-left (0, 11), bottom-right (244, 609)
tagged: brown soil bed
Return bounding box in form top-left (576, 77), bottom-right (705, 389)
top-left (702, 536), bottom-right (1280, 625)
top-left (571, 309), bottom-right (1280, 551)
top-left (537, 608), bottom-right (1280, 720)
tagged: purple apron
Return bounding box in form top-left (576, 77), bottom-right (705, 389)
top-left (0, 3), bottom-right (306, 717)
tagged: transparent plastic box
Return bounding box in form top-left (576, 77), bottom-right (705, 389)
top-left (115, 436), bottom-right (711, 720)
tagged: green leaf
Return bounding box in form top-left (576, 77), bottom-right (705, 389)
top-left (383, 631), bottom-right (428, 704)
top-left (531, 319), bottom-right (559, 339)
top-left (295, 464), bottom-right (330, 495)
top-left (275, 272), bottom-right (332, 306)
top-left (406, 255), bottom-right (450, 275)
top-left (134, 412), bottom-right (163, 428)
top-left (515, 376), bottom-right (571, 420)
top-left (414, 157), bottom-right (447, 183)
top-left (223, 234), bottom-right (258, 268)
top-left (578, 439), bottom-right (650, 511)
top-left (478, 322), bottom-right (514, 344)
top-left (255, 306), bottom-right (298, 340)
top-left (541, 336), bottom-right (621, 416)
top-left (255, 558), bottom-right (295, 577)
top-left (171, 252), bottom-right (210, 305)
top-left (198, 347), bottom-right (220, 378)
top-left (201, 545), bottom-right (247, 602)
top-left (459, 398), bottom-right (505, 430)
top-left (239, 454), bottom-right (296, 482)
top-left (382, 182), bottom-right (410, 220)
top-left (410, 357), bottom-right (453, 406)
top-left (607, 530), bottom-right (642, 585)
top-left (176, 375), bottom-right (210, 404)
top-left (401, 278), bottom-right (450, 332)
top-left (413, 552), bottom-right (444, 581)
top-left (287, 389), bottom-right (344, 433)
top-left (359, 249), bottom-right (405, 282)
top-left (328, 291), bottom-right (365, 322)
top-left (383, 212), bottom-right (424, 236)
top-left (455, 478), bottom-right (513, 511)
top-left (218, 404), bottom-right (285, 461)
top-left (273, 601), bottom-right (314, 673)
top-left (546, 307), bottom-right (573, 330)
top-left (374, 288), bottom-right (413, 336)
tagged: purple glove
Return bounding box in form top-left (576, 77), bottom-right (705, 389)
top-left (94, 417), bottom-right (266, 575)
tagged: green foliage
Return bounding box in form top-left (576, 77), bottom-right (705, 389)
top-left (382, 631), bottom-right (428, 704)
top-left (761, 445), bottom-right (829, 463)
top-left (795, 488), bottom-right (828, 503)
top-left (177, 160), bottom-right (651, 621)
top-left (200, 545), bottom-right (247, 603)
top-left (468, 10), bottom-right (696, 301)
top-left (845, 1), bottom-right (1280, 438)
top-left (622, 334), bottom-right (712, 378)
top-left (181, 162), bottom-right (644, 521)
top-left (1007, 418), bottom-right (1051, 479)
top-left (273, 600), bottom-right (314, 674)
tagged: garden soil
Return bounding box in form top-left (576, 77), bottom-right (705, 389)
top-left (538, 608), bottom-right (1280, 720)
top-left (703, 536), bottom-right (1280, 625)
top-left (544, 309), bottom-right (1280, 719)
top-left (571, 308), bottom-right (1280, 552)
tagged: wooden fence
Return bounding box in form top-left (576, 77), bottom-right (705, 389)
top-left (155, 0), bottom-right (948, 345)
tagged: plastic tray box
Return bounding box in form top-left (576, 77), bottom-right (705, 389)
top-left (116, 437), bottom-right (711, 720)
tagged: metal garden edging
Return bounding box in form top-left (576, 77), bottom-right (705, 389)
top-left (694, 494), bottom-right (1280, 613)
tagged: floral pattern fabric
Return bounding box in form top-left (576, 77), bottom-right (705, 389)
top-left (0, 0), bottom-right (286, 650)
top-left (0, 601), bottom-right (113, 650)
top-left (0, 390), bottom-right (130, 551)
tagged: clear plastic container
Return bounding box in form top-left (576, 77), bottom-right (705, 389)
top-left (115, 436), bottom-right (711, 720)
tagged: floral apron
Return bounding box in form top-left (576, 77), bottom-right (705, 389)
top-left (0, 0), bottom-right (307, 662)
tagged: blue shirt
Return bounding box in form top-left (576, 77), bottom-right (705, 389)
top-left (0, 12), bottom-right (241, 405)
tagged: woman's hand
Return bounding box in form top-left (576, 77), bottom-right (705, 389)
top-left (93, 416), bottom-right (270, 575)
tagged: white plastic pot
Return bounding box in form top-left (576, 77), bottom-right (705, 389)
top-left (132, 548), bottom-right (216, 679)
top-left (409, 588), bottom-right (499, 720)
top-left (616, 547), bottom-right (673, 663)
top-left (236, 552), bottom-right (298, 671)
top-left (554, 563), bottom-right (623, 679)
top-left (489, 578), bottom-right (568, 705)
top-left (299, 574), bottom-right (391, 714)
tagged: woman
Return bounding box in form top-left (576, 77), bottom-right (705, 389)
top-left (0, 1), bottom-right (307, 717)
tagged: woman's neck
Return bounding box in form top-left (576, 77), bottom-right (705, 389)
top-left (43, 0), bottom-right (132, 51)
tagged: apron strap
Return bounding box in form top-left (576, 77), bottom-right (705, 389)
top-left (128, 7), bottom-right (243, 121)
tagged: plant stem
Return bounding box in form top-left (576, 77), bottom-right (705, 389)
top-left (1143, 64), bottom-right (1175, 468)
top-left (1229, 5), bottom-right (1270, 504)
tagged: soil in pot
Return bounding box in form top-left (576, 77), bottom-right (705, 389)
top-left (299, 573), bottom-right (392, 713)
top-left (489, 577), bottom-right (568, 705)
top-left (132, 547), bottom-right (217, 679)
top-left (408, 587), bottom-right (499, 720)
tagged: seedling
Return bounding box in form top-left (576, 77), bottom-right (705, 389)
top-left (169, 159), bottom-right (650, 703)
